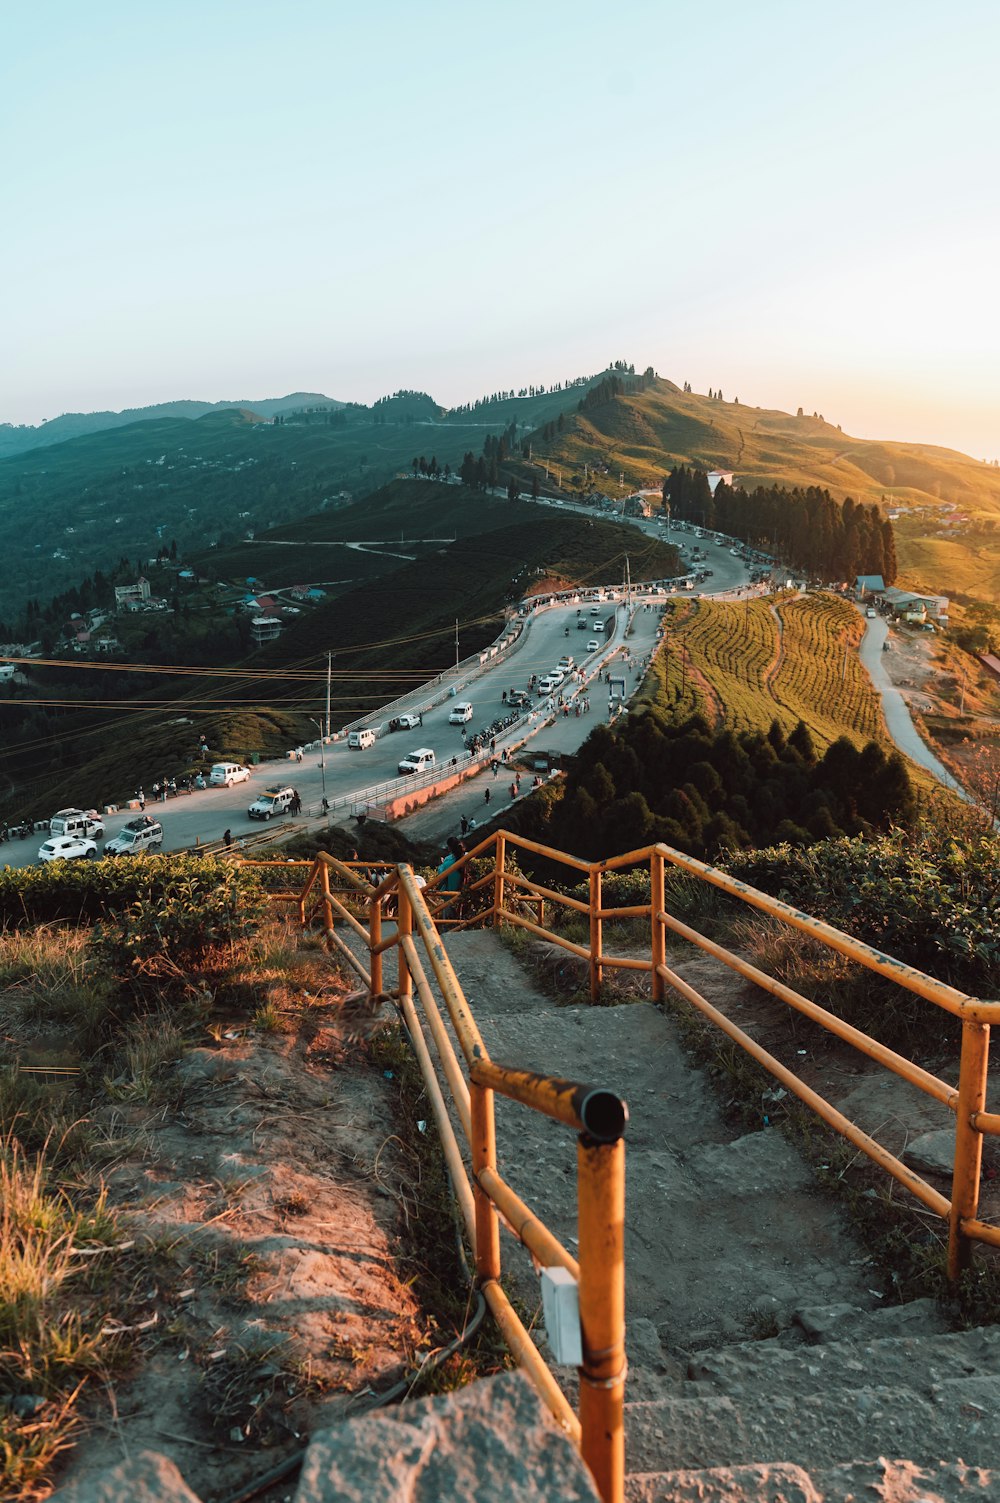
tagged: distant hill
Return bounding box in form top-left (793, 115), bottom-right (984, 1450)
top-left (521, 377), bottom-right (1000, 601)
top-left (0, 375), bottom-right (613, 624)
top-left (0, 392), bottom-right (344, 461)
top-left (5, 364), bottom-right (1000, 623)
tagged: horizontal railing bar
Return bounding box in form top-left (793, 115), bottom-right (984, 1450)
top-left (470, 1059), bottom-right (627, 1144)
top-left (961, 1217), bottom-right (1000, 1249)
top-left (371, 930), bottom-right (402, 957)
top-left (599, 955), bottom-right (653, 973)
top-left (497, 908), bottom-right (592, 959)
top-left (315, 850), bottom-right (377, 895)
top-left (656, 959), bottom-right (951, 1219)
top-left (658, 909), bottom-right (959, 1110)
top-left (478, 1164), bottom-right (579, 1278)
top-left (502, 869), bottom-right (591, 915)
top-left (596, 904), bottom-right (652, 921)
top-left (396, 991), bottom-right (476, 1245)
top-left (971, 1110), bottom-right (1000, 1136)
top-left (503, 831), bottom-right (592, 873)
top-left (400, 935), bottom-right (472, 1143)
top-left (481, 1279), bottom-right (581, 1442)
top-left (653, 843), bottom-right (998, 1022)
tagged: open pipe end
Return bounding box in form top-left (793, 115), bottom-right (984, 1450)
top-left (576, 1087), bottom-right (629, 1143)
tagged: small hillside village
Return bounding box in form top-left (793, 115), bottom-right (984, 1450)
top-left (0, 563), bottom-right (330, 662)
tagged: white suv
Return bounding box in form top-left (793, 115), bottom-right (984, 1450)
top-left (38, 835), bottom-right (97, 862)
top-left (398, 748), bottom-right (436, 775)
top-left (448, 702), bottom-right (474, 724)
top-left (248, 786), bottom-right (295, 820)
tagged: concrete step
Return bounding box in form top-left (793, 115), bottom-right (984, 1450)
top-left (625, 1374), bottom-right (1000, 1473)
top-left (626, 1456), bottom-right (998, 1503)
top-left (683, 1307), bottom-right (999, 1400)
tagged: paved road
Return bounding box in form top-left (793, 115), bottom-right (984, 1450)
top-left (857, 612), bottom-right (968, 798)
top-left (5, 500), bottom-right (757, 867)
top-left (1, 597), bottom-right (675, 869)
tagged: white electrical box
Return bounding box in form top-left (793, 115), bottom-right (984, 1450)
top-left (540, 1265), bottom-right (583, 1366)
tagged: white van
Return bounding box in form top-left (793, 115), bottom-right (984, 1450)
top-left (348, 728), bottom-right (377, 750)
top-left (105, 819), bottom-right (163, 857)
top-left (209, 763), bottom-right (251, 787)
top-left (49, 808), bottom-right (105, 841)
top-left (537, 676), bottom-right (556, 695)
top-left (398, 748), bottom-right (436, 775)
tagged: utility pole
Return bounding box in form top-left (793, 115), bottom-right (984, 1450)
top-left (455, 619), bottom-right (460, 668)
top-left (325, 652), bottom-right (331, 740)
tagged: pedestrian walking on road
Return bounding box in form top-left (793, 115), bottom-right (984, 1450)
top-left (137, 789), bottom-right (146, 811)
top-left (460, 814), bottom-right (469, 836)
top-left (484, 787), bottom-right (491, 806)
top-left (223, 828), bottom-right (233, 849)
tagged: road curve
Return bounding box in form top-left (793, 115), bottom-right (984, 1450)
top-left (857, 613), bottom-right (968, 799)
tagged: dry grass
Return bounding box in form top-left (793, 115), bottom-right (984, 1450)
top-left (0, 1132), bottom-right (122, 1498)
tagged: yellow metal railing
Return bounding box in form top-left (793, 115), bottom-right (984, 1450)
top-left (249, 850), bottom-right (628, 1503)
top-left (250, 829), bottom-right (1000, 1495)
top-left (465, 831), bottom-right (1000, 1282)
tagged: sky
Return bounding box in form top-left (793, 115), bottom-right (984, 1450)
top-left (3, 1), bottom-right (1000, 459)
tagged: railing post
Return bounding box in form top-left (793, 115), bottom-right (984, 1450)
top-left (471, 1082), bottom-right (501, 1283)
top-left (578, 1133), bottom-right (625, 1503)
top-left (650, 848), bottom-right (665, 1003)
top-left (320, 860), bottom-right (334, 936)
top-left (948, 1018), bottom-right (990, 1280)
top-left (397, 884), bottom-right (412, 1004)
top-left (589, 867), bottom-right (603, 1002)
top-left (493, 834), bottom-right (506, 924)
top-left (369, 894), bottom-right (383, 997)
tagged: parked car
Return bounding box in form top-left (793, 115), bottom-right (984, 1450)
top-left (508, 690), bottom-right (530, 709)
top-left (38, 835), bottom-right (97, 862)
top-left (449, 702), bottom-right (474, 724)
top-left (866, 606), bottom-right (877, 618)
top-left (348, 728), bottom-right (377, 749)
top-left (210, 762), bottom-right (251, 786)
top-left (398, 748), bottom-right (436, 775)
top-left (248, 786), bottom-right (296, 820)
top-left (388, 712), bottom-right (422, 731)
top-left (105, 818), bottom-right (163, 856)
top-left (587, 639), bottom-right (600, 652)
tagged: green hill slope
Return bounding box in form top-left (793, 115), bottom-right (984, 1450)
top-left (528, 379), bottom-right (1000, 598)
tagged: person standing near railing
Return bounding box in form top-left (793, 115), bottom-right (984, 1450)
top-left (436, 836), bottom-right (466, 917)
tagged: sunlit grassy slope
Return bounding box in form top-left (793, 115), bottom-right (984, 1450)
top-left (534, 380), bottom-right (1000, 599)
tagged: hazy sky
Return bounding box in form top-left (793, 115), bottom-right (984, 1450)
top-left (4, 1), bottom-right (999, 458)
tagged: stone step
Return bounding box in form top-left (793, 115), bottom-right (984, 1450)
top-left (625, 1375), bottom-right (1000, 1474)
top-left (683, 1306), bottom-right (1000, 1400)
top-left (626, 1457), bottom-right (998, 1503)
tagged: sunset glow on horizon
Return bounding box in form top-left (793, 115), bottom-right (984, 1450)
top-left (3, 1), bottom-right (998, 459)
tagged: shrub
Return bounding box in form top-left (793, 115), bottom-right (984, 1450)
top-left (92, 865), bottom-right (266, 976)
